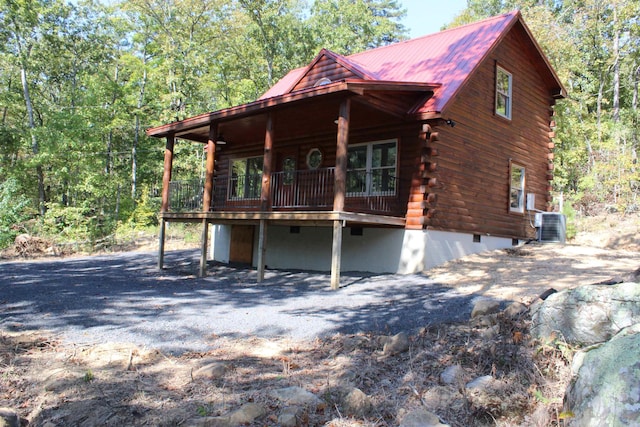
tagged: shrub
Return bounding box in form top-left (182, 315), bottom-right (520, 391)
top-left (0, 178), bottom-right (31, 248)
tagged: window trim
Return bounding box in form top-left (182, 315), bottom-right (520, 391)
top-left (509, 161), bottom-right (526, 214)
top-left (495, 65), bottom-right (512, 120)
top-left (229, 156), bottom-right (263, 200)
top-left (346, 138), bottom-right (398, 197)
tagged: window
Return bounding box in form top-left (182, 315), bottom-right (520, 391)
top-left (347, 140), bottom-right (397, 196)
top-left (509, 162), bottom-right (525, 213)
top-left (496, 66), bottom-right (512, 119)
top-left (230, 156), bottom-right (263, 199)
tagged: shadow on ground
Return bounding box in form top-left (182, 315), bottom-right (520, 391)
top-left (0, 250), bottom-right (486, 353)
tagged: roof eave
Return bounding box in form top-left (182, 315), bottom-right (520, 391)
top-left (146, 80), bottom-right (438, 138)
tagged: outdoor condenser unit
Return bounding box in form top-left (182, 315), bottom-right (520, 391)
top-left (535, 212), bottom-right (567, 243)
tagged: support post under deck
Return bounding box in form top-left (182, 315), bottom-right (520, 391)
top-left (199, 218), bottom-right (209, 277)
top-left (158, 219), bottom-right (166, 269)
top-left (330, 220), bottom-right (343, 290)
top-left (257, 219), bottom-right (268, 282)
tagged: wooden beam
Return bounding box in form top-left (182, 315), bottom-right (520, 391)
top-left (257, 219), bottom-right (268, 282)
top-left (161, 135), bottom-right (175, 212)
top-left (261, 114), bottom-right (274, 211)
top-left (203, 125), bottom-right (217, 212)
top-left (158, 219), bottom-right (166, 269)
top-left (334, 99), bottom-right (350, 212)
top-left (330, 219), bottom-right (343, 290)
top-left (199, 219), bottom-right (209, 277)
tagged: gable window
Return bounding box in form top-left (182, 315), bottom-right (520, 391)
top-left (230, 156), bottom-right (263, 199)
top-left (509, 161), bottom-right (525, 213)
top-left (347, 140), bottom-right (397, 196)
top-left (496, 66), bottom-right (512, 119)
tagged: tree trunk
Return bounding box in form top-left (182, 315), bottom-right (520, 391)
top-left (612, 8), bottom-right (620, 123)
top-left (20, 66), bottom-right (46, 216)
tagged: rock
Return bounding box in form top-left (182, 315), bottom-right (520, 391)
top-left (187, 403), bottom-right (265, 427)
top-left (503, 301), bottom-right (528, 318)
top-left (440, 364), bottom-right (465, 385)
top-left (382, 332), bottom-right (410, 355)
top-left (229, 403), bottom-right (265, 425)
top-left (399, 409), bottom-right (450, 427)
top-left (342, 388), bottom-right (373, 417)
top-left (270, 386), bottom-right (323, 407)
top-left (472, 314), bottom-right (498, 327)
top-left (465, 375), bottom-right (494, 391)
top-left (471, 299), bottom-right (500, 319)
top-left (564, 324), bottom-right (640, 427)
top-left (481, 324), bottom-right (500, 339)
top-left (193, 362), bottom-right (229, 380)
top-left (538, 288), bottom-right (558, 300)
top-left (531, 282), bottom-right (640, 345)
top-left (0, 408), bottom-right (20, 427)
top-left (278, 406), bottom-right (304, 427)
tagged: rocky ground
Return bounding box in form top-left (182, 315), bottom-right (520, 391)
top-left (1, 213), bottom-right (638, 426)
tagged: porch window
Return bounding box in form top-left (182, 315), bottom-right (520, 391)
top-left (230, 156), bottom-right (263, 199)
top-left (347, 139), bottom-right (397, 196)
top-left (496, 65), bottom-right (512, 119)
top-left (509, 161), bottom-right (525, 213)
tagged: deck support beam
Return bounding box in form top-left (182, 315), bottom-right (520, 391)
top-left (199, 219), bottom-right (209, 277)
top-left (159, 135), bottom-right (175, 270)
top-left (257, 219), bottom-right (268, 282)
top-left (158, 219), bottom-right (166, 269)
top-left (330, 220), bottom-right (343, 290)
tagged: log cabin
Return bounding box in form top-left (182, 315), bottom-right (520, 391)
top-left (146, 11), bottom-right (566, 288)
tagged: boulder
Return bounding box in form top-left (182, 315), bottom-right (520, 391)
top-left (382, 332), bottom-right (410, 355)
top-left (564, 324), bottom-right (640, 426)
top-left (342, 388), bottom-right (373, 417)
top-left (471, 299), bottom-right (500, 319)
top-left (440, 365), bottom-right (465, 385)
top-left (192, 362), bottom-right (229, 380)
top-left (269, 386), bottom-right (323, 408)
top-left (531, 282), bottom-right (640, 345)
top-left (399, 409), bottom-right (450, 427)
top-left (0, 408), bottom-right (20, 427)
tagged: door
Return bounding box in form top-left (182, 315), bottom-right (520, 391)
top-left (273, 151), bottom-right (297, 207)
top-left (229, 225), bottom-right (254, 264)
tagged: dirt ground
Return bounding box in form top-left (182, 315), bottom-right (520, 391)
top-left (1, 213), bottom-right (638, 426)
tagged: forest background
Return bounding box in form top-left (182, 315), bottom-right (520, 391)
top-left (1, 0), bottom-right (638, 250)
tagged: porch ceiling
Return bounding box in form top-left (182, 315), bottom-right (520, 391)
top-left (147, 80), bottom-right (437, 144)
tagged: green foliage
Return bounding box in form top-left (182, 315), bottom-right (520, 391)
top-left (0, 178), bottom-right (31, 248)
top-left (128, 188), bottom-right (160, 228)
top-left (561, 199), bottom-right (578, 240)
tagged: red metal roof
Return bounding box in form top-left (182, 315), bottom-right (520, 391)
top-left (262, 11), bottom-right (523, 113)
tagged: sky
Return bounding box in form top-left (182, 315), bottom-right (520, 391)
top-left (400, 0), bottom-right (469, 38)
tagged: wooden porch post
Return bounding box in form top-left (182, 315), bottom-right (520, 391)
top-left (203, 124), bottom-right (217, 212)
top-left (199, 124), bottom-right (217, 277)
top-left (334, 99), bottom-right (350, 212)
top-left (159, 135), bottom-right (175, 270)
top-left (257, 219), bottom-right (268, 282)
top-left (331, 99), bottom-right (350, 289)
top-left (260, 113), bottom-right (274, 211)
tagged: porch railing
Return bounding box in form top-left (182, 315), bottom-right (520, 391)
top-left (168, 180), bottom-right (203, 212)
top-left (168, 168), bottom-right (402, 215)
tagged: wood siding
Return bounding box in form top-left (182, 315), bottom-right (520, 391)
top-left (420, 24), bottom-right (556, 239)
top-left (292, 56), bottom-right (359, 92)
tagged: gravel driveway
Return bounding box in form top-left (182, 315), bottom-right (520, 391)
top-left (0, 250), bottom-right (476, 354)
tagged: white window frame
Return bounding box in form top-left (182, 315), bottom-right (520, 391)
top-left (346, 139), bottom-right (397, 197)
top-left (229, 156), bottom-right (263, 200)
top-left (496, 65), bottom-right (512, 120)
top-left (509, 161), bottom-right (526, 213)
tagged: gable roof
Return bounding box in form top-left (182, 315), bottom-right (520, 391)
top-left (261, 11), bottom-right (565, 114)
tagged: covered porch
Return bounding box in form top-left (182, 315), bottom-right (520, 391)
top-left (147, 80), bottom-right (437, 288)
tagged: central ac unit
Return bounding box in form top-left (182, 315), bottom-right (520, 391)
top-left (535, 213), bottom-right (566, 243)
